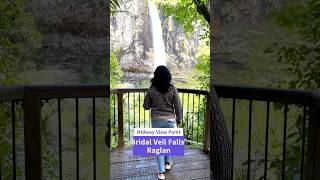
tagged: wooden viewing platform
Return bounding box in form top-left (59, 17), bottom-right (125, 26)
top-left (110, 146), bottom-right (210, 180)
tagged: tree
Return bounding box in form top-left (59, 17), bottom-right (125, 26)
top-left (159, 0), bottom-right (209, 42)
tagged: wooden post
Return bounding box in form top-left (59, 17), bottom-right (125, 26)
top-left (24, 97), bottom-right (42, 180)
top-left (117, 92), bottom-right (124, 149)
top-left (203, 94), bottom-right (210, 153)
top-left (306, 105), bottom-right (320, 179)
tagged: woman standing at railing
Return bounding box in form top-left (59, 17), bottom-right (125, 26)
top-left (143, 65), bottom-right (182, 180)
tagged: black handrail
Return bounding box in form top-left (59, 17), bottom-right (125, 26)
top-left (111, 85), bottom-right (320, 106)
top-left (214, 84), bottom-right (320, 106)
top-left (0, 84), bottom-right (319, 179)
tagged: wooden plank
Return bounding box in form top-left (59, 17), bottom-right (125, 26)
top-left (23, 98), bottom-right (42, 180)
top-left (110, 146), bottom-right (210, 180)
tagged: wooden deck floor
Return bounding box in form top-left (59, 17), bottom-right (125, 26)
top-left (110, 146), bottom-right (210, 180)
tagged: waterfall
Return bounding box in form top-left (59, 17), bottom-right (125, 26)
top-left (148, 1), bottom-right (167, 69)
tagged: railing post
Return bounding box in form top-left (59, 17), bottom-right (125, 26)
top-left (117, 92), bottom-right (125, 149)
top-left (203, 94), bottom-right (210, 153)
top-left (306, 105), bottom-right (320, 179)
top-left (23, 97), bottom-right (42, 179)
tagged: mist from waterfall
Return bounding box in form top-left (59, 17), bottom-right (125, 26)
top-left (148, 1), bottom-right (167, 69)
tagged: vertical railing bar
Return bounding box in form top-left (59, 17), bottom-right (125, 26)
top-left (75, 98), bottom-right (79, 180)
top-left (247, 100), bottom-right (253, 180)
top-left (149, 109), bottom-right (151, 128)
top-left (107, 96), bottom-right (111, 150)
top-left (187, 93), bottom-right (190, 139)
top-left (148, 92), bottom-right (151, 127)
top-left (58, 98), bottom-right (62, 180)
top-left (114, 95), bottom-right (117, 147)
top-left (300, 105), bottom-right (307, 180)
top-left (231, 98), bottom-right (236, 180)
top-left (197, 94), bottom-right (200, 143)
top-left (264, 101), bottom-right (270, 180)
top-left (203, 95), bottom-right (206, 144)
top-left (192, 93), bottom-right (195, 141)
top-left (133, 93), bottom-right (136, 128)
top-left (128, 93), bottom-right (130, 139)
top-left (181, 93), bottom-right (184, 127)
top-left (11, 101), bottom-right (16, 180)
top-left (92, 98), bottom-right (96, 180)
top-left (113, 95), bottom-right (116, 142)
top-left (144, 92), bottom-right (146, 128)
top-left (282, 103), bottom-right (288, 180)
top-left (138, 92), bottom-right (141, 128)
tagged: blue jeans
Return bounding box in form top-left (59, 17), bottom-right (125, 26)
top-left (151, 119), bottom-right (176, 173)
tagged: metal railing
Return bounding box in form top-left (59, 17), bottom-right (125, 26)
top-left (0, 85), bottom-right (109, 180)
top-left (111, 85), bottom-right (320, 180)
top-left (110, 88), bottom-right (211, 152)
top-left (0, 84), bottom-right (319, 179)
top-left (213, 84), bottom-right (320, 180)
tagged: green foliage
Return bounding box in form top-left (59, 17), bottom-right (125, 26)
top-left (0, 0), bottom-right (42, 86)
top-left (265, 0), bottom-right (320, 90)
top-left (188, 44), bottom-right (210, 90)
top-left (159, 0), bottom-right (209, 41)
top-left (254, 1), bottom-right (320, 179)
top-left (110, 50), bottom-right (123, 88)
top-left (111, 0), bottom-right (131, 14)
top-left (158, 0), bottom-right (210, 89)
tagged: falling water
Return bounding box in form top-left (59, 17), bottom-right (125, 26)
top-left (148, 1), bottom-right (167, 69)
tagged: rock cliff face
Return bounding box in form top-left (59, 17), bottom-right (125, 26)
top-left (111, 0), bottom-right (154, 84)
top-left (26, 0), bottom-right (108, 84)
top-left (211, 0), bottom-right (290, 72)
top-left (161, 15), bottom-right (201, 82)
top-left (111, 0), bottom-right (200, 85)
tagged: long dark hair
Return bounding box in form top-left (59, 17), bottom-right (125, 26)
top-left (151, 66), bottom-right (172, 93)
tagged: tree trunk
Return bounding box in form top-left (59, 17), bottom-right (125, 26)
top-left (193, 0), bottom-right (210, 23)
top-left (209, 87), bottom-right (233, 180)
top-left (193, 0), bottom-right (233, 179)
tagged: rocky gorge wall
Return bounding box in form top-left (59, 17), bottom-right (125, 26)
top-left (211, 0), bottom-right (291, 85)
top-left (111, 0), bottom-right (201, 86)
top-left (26, 0), bottom-right (108, 84)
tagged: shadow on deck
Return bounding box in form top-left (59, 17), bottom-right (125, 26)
top-left (110, 146), bottom-right (210, 180)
